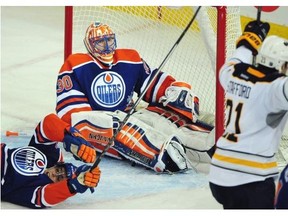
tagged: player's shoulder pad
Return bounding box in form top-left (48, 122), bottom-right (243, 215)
top-left (114, 48), bottom-right (142, 63)
top-left (234, 63), bottom-right (285, 83)
top-left (66, 53), bottom-right (94, 66)
top-left (60, 53), bottom-right (94, 73)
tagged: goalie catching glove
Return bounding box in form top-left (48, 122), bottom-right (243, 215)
top-left (63, 127), bottom-right (96, 163)
top-left (159, 81), bottom-right (199, 123)
top-left (67, 165), bottom-right (101, 194)
top-left (236, 20), bottom-right (270, 55)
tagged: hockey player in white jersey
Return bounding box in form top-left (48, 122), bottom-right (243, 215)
top-left (209, 20), bottom-right (288, 209)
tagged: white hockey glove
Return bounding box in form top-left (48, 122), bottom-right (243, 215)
top-left (159, 81), bottom-right (199, 123)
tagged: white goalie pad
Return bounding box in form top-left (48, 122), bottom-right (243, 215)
top-left (71, 111), bottom-right (122, 159)
top-left (71, 109), bottom-right (213, 171)
top-left (133, 107), bottom-right (215, 164)
top-left (178, 127), bottom-right (215, 163)
top-left (111, 110), bottom-right (190, 173)
top-left (131, 108), bottom-right (179, 135)
top-left (113, 110), bottom-right (169, 159)
top-left (178, 127), bottom-right (215, 152)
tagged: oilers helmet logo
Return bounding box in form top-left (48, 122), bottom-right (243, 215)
top-left (91, 71), bottom-right (125, 107)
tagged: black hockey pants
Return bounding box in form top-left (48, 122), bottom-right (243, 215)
top-left (209, 177), bottom-right (275, 209)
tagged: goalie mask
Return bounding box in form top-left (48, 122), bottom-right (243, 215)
top-left (159, 81), bottom-right (200, 123)
top-left (84, 22), bottom-right (117, 65)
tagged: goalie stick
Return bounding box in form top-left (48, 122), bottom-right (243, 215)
top-left (90, 6), bottom-right (202, 171)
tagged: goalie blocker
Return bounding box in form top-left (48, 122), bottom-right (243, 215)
top-left (71, 108), bottom-right (215, 173)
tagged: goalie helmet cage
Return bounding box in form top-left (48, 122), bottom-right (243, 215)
top-left (63, 6), bottom-right (288, 167)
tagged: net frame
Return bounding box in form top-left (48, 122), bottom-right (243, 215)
top-left (63, 6), bottom-right (288, 167)
top-left (64, 6), bottom-right (241, 140)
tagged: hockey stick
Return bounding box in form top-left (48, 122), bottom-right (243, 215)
top-left (90, 6), bottom-right (202, 170)
top-left (256, 6), bottom-right (262, 23)
top-left (252, 6), bottom-right (262, 66)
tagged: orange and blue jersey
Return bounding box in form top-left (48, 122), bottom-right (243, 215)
top-left (1, 114), bottom-right (75, 208)
top-left (56, 49), bottom-right (175, 124)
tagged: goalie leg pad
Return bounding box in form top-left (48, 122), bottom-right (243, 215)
top-left (113, 114), bottom-right (190, 173)
top-left (71, 111), bottom-right (122, 159)
top-left (114, 115), bottom-right (168, 167)
top-left (133, 107), bottom-right (215, 165)
top-left (177, 126), bottom-right (215, 163)
top-left (132, 107), bottom-right (180, 134)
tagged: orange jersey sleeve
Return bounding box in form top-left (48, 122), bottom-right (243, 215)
top-left (33, 180), bottom-right (75, 207)
top-left (35, 113), bottom-right (70, 142)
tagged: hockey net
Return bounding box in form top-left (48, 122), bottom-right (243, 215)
top-left (64, 6), bottom-right (288, 168)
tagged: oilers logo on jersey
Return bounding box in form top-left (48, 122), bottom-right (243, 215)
top-left (91, 71), bottom-right (126, 107)
top-left (11, 146), bottom-right (47, 176)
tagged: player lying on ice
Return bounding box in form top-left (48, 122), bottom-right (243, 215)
top-left (1, 113), bottom-right (100, 209)
top-left (56, 21), bottom-right (216, 173)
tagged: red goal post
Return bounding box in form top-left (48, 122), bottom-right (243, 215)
top-left (63, 6), bottom-right (242, 143)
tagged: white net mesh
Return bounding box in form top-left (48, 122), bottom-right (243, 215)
top-left (68, 6), bottom-right (287, 168)
top-left (278, 134), bottom-right (288, 168)
top-left (71, 6), bottom-right (241, 114)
